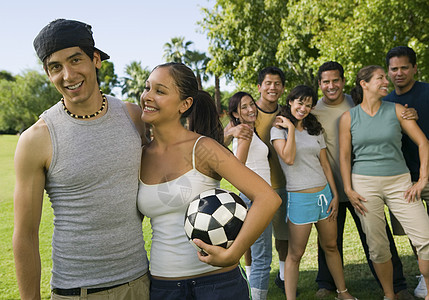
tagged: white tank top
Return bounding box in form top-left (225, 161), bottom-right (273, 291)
top-left (137, 136), bottom-right (220, 277)
top-left (232, 132), bottom-right (271, 185)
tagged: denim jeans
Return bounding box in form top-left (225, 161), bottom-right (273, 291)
top-left (240, 193), bottom-right (272, 299)
top-left (150, 267), bottom-right (250, 300)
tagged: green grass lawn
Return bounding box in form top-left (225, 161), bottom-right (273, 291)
top-left (1, 134), bottom-right (420, 299)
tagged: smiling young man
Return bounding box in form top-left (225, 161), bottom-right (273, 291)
top-left (313, 61), bottom-right (413, 300)
top-left (254, 67), bottom-right (289, 295)
top-left (13, 19), bottom-right (149, 300)
top-left (384, 46), bottom-right (429, 299)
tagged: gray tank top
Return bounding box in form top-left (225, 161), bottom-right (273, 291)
top-left (41, 96), bottom-right (148, 289)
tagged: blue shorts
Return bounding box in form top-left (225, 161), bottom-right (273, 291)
top-left (150, 266), bottom-right (250, 300)
top-left (287, 185), bottom-right (332, 225)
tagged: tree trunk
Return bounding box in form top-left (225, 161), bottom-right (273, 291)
top-left (197, 75), bottom-right (203, 90)
top-left (214, 75), bottom-right (221, 114)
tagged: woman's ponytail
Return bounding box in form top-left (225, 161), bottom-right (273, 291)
top-left (188, 90), bottom-right (224, 145)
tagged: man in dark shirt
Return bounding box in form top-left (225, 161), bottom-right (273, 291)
top-left (385, 46), bottom-right (429, 299)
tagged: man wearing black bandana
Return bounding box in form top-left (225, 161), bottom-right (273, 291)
top-left (13, 19), bottom-right (149, 299)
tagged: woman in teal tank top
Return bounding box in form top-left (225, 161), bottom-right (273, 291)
top-left (339, 65), bottom-right (429, 300)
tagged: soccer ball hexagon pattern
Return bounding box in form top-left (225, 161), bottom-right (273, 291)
top-left (184, 188), bottom-right (247, 250)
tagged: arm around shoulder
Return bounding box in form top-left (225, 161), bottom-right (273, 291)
top-left (223, 122), bottom-right (253, 146)
top-left (396, 103), bottom-right (429, 199)
top-left (13, 121), bottom-right (50, 300)
top-left (396, 103), bottom-right (428, 178)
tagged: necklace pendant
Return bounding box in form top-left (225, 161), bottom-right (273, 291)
top-left (61, 90), bottom-right (107, 119)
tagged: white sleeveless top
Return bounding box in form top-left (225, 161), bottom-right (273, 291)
top-left (137, 136), bottom-right (220, 277)
top-left (232, 132), bottom-right (271, 185)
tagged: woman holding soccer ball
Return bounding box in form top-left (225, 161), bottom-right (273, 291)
top-left (137, 62), bottom-right (281, 300)
top-left (271, 85), bottom-right (356, 300)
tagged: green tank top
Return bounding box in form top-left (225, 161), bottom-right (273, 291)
top-left (349, 101), bottom-right (409, 176)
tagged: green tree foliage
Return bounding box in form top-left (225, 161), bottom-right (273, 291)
top-left (200, 0), bottom-right (287, 91)
top-left (99, 61), bottom-right (119, 96)
top-left (205, 85), bottom-right (237, 113)
top-left (200, 0), bottom-right (429, 94)
top-left (312, 0), bottom-right (429, 88)
top-left (121, 61), bottom-right (151, 104)
top-left (0, 70), bottom-right (60, 133)
top-left (0, 70), bottom-right (15, 81)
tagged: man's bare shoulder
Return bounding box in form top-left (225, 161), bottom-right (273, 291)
top-left (16, 119), bottom-right (52, 166)
top-left (20, 119), bottom-right (50, 143)
top-left (125, 102), bottom-right (145, 136)
top-left (125, 102), bottom-right (143, 118)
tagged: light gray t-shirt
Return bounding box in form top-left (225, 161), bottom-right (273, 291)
top-left (271, 126), bottom-right (327, 191)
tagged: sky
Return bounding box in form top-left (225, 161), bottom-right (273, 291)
top-left (0, 0), bottom-right (229, 89)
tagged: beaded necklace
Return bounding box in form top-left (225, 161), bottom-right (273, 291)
top-left (61, 91), bottom-right (106, 119)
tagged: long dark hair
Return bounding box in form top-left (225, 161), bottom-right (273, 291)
top-left (350, 65), bottom-right (384, 105)
top-left (154, 62), bottom-right (224, 144)
top-left (188, 90), bottom-right (224, 145)
top-left (279, 85), bottom-right (322, 136)
top-left (228, 91), bottom-right (257, 126)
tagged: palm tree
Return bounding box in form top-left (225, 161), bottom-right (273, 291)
top-left (163, 37), bottom-right (193, 63)
top-left (184, 50), bottom-right (210, 90)
top-left (121, 61), bottom-right (150, 104)
top-left (214, 74), bottom-right (221, 114)
top-left (163, 37), bottom-right (222, 114)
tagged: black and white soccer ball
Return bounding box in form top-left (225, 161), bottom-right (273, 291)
top-left (184, 188), bottom-right (247, 252)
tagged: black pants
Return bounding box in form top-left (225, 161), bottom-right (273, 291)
top-left (316, 201), bottom-right (407, 293)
